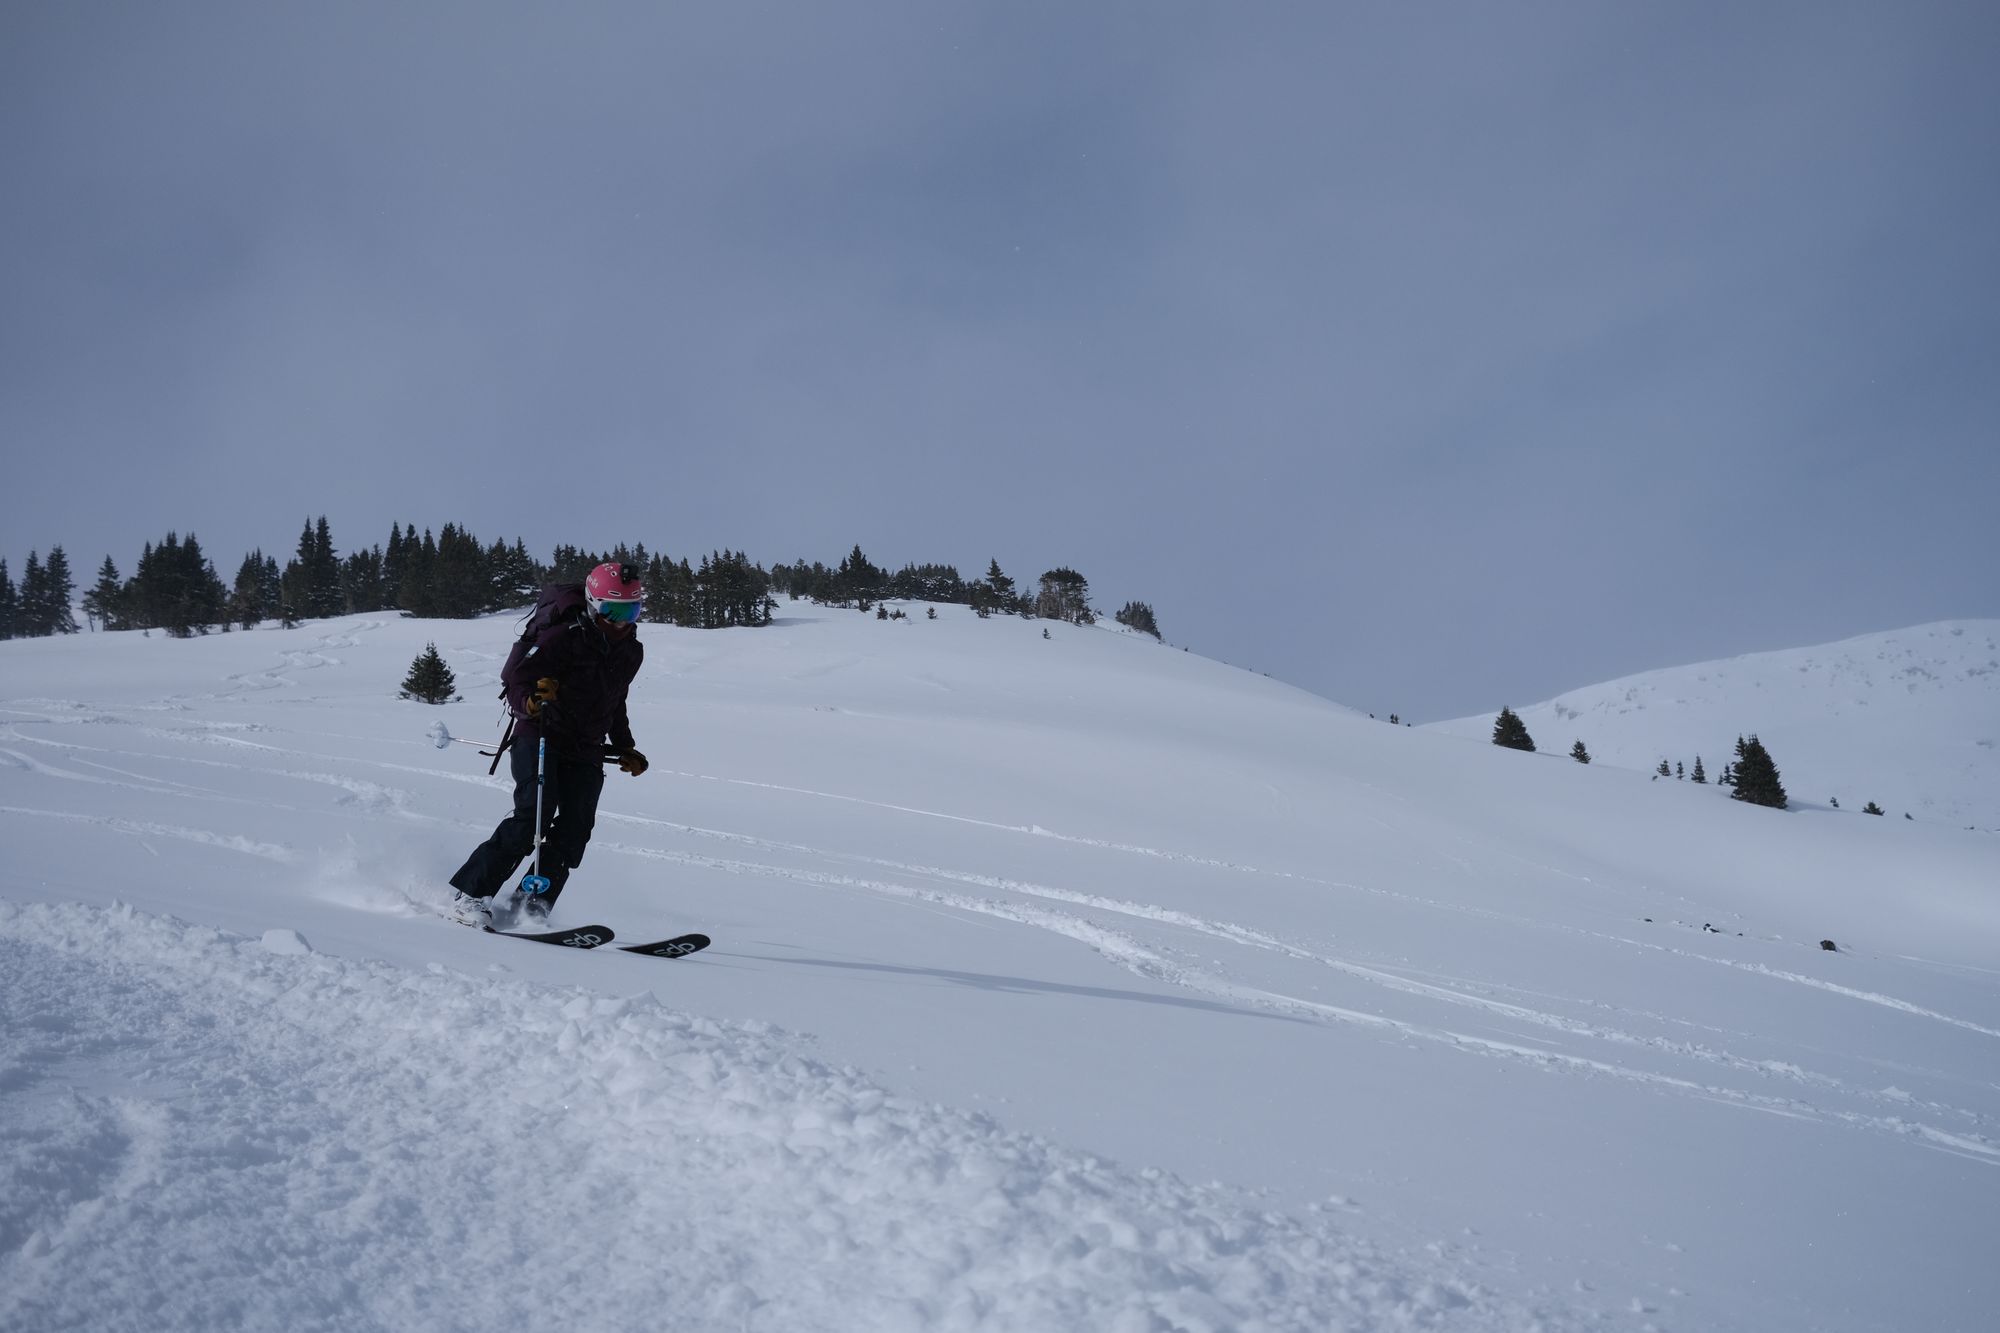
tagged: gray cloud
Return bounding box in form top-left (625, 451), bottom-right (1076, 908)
top-left (4, 1), bottom-right (1996, 717)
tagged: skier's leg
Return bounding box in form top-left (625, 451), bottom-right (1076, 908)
top-left (537, 755), bottom-right (605, 908)
top-left (448, 741), bottom-right (540, 897)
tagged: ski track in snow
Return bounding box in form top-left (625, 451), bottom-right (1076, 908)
top-left (590, 834), bottom-right (2000, 1163)
top-left (0, 805), bottom-right (298, 862)
top-left (9, 693), bottom-right (1994, 1165)
top-left (0, 899), bottom-right (1542, 1333)
top-left (605, 802), bottom-right (2000, 1057)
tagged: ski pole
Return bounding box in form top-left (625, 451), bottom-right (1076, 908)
top-left (427, 720), bottom-right (514, 764)
top-left (521, 731), bottom-right (552, 897)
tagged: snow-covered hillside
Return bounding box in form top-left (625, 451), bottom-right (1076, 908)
top-left (1427, 621), bottom-right (2000, 830)
top-left (3, 604), bottom-right (1997, 1332)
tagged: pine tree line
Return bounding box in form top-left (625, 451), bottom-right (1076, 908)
top-left (7, 525), bottom-right (1152, 641)
top-left (770, 551), bottom-right (1125, 632)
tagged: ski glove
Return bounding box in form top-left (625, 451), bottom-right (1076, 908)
top-left (524, 677), bottom-right (560, 718)
top-left (615, 747), bottom-right (649, 777)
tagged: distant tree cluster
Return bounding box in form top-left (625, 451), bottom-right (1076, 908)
top-left (1503, 713), bottom-right (1802, 814)
top-left (9, 526), bottom-right (1154, 645)
top-left (771, 550), bottom-right (1146, 634)
top-left (0, 548), bottom-right (81, 639)
top-left (1115, 601), bottom-right (1161, 640)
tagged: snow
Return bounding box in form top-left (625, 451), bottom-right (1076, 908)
top-left (1426, 621), bottom-right (2000, 830)
top-left (3, 605), bottom-right (1997, 1332)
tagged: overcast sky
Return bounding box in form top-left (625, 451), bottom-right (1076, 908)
top-left (4, 1), bottom-right (1996, 720)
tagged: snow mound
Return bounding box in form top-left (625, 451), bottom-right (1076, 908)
top-left (0, 900), bottom-right (1541, 1333)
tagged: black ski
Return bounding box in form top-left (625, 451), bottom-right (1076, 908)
top-left (617, 932), bottom-right (711, 959)
top-left (484, 923), bottom-right (616, 949)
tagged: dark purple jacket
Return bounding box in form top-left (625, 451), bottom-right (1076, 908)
top-left (503, 618), bottom-right (642, 760)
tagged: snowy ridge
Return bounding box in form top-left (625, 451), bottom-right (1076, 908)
top-left (0, 899), bottom-right (1522, 1333)
top-left (1427, 620), bottom-right (2000, 828)
top-left (2, 605), bottom-right (1997, 1331)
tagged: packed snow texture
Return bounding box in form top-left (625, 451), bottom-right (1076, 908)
top-left (1427, 621), bottom-right (2000, 830)
top-left (4, 900), bottom-right (1505, 1333)
top-left (3, 605), bottom-right (1997, 1332)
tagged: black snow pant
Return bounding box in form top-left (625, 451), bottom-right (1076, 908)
top-left (450, 738), bottom-right (605, 908)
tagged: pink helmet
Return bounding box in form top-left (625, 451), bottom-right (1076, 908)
top-left (585, 561), bottom-right (645, 623)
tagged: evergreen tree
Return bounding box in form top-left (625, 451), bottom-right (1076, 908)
top-left (1690, 756), bottom-right (1707, 784)
top-left (512, 539), bottom-right (545, 602)
top-left (383, 523), bottom-right (412, 603)
top-left (310, 517), bottom-right (343, 617)
top-left (259, 554), bottom-right (283, 622)
top-left (546, 543), bottom-right (601, 585)
top-left (229, 551), bottom-right (269, 629)
top-left (887, 563), bottom-right (965, 603)
top-left (488, 538), bottom-right (541, 609)
top-left (182, 535), bottom-right (228, 632)
top-left (399, 643), bottom-right (459, 704)
top-left (399, 529), bottom-right (440, 616)
top-left (428, 523), bottom-right (489, 616)
top-left (18, 551), bottom-right (48, 636)
top-left (83, 556), bottom-right (125, 631)
top-left (1656, 760), bottom-right (1672, 778)
top-left (41, 546), bottom-right (79, 634)
top-left (1570, 740), bottom-right (1591, 764)
top-left (1862, 801), bottom-right (1885, 816)
top-left (282, 517), bottom-right (344, 619)
top-left (1728, 735), bottom-right (1788, 810)
top-left (984, 559), bottom-right (1015, 607)
top-left (836, 545), bottom-right (883, 605)
top-left (125, 532), bottom-right (227, 636)
top-left (0, 558), bottom-right (16, 640)
top-left (644, 554), bottom-right (698, 627)
top-left (1675, 761), bottom-right (1685, 780)
top-left (341, 545), bottom-right (388, 614)
top-left (283, 520), bottom-right (313, 618)
top-left (1491, 707), bottom-right (1536, 752)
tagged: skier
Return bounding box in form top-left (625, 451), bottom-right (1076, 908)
top-left (450, 561), bottom-right (650, 923)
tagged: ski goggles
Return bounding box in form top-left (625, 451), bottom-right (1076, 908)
top-left (592, 598), bottom-right (643, 624)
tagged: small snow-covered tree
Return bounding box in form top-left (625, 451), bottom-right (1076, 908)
top-left (1491, 707), bottom-right (1535, 752)
top-left (1570, 740), bottom-right (1591, 764)
top-left (400, 643), bottom-right (459, 705)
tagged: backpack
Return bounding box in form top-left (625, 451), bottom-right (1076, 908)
top-left (482, 584), bottom-right (589, 771)
top-left (500, 582), bottom-right (588, 692)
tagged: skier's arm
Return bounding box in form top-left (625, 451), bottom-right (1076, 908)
top-left (608, 642), bottom-right (642, 752)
